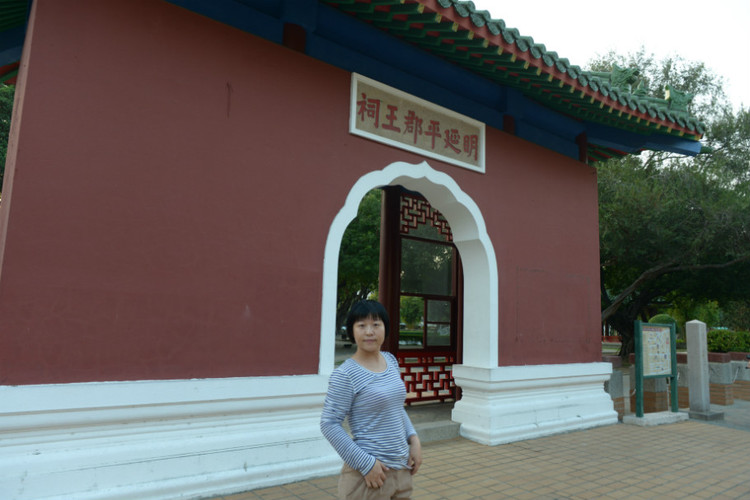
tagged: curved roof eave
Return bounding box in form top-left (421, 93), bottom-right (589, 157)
top-left (321, 0), bottom-right (706, 161)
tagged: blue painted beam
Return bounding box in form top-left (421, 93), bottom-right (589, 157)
top-left (585, 122), bottom-right (702, 156)
top-left (280, 0), bottom-right (319, 31)
top-left (0, 26), bottom-right (25, 67)
top-left (306, 35), bottom-right (508, 129)
top-left (642, 135), bottom-right (703, 155)
top-left (314, 4), bottom-right (505, 113)
top-left (515, 120), bottom-right (581, 159)
top-left (166, 0), bottom-right (283, 43)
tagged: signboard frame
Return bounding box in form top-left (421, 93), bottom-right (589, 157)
top-left (633, 320), bottom-right (678, 417)
top-left (349, 73), bottom-right (486, 173)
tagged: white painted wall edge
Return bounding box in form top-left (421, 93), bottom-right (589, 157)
top-left (0, 374), bottom-right (329, 415)
top-left (0, 375), bottom-right (341, 500)
top-left (452, 362), bottom-right (618, 446)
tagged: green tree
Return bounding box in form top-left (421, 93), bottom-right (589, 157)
top-left (336, 189), bottom-right (382, 333)
top-left (400, 296), bottom-right (423, 328)
top-left (721, 300), bottom-right (750, 331)
top-left (0, 84), bottom-right (15, 194)
top-left (589, 48), bottom-right (728, 120)
top-left (400, 238), bottom-right (453, 296)
top-left (594, 50), bottom-right (750, 356)
top-left (666, 298), bottom-right (722, 337)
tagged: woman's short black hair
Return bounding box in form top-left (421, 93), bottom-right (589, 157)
top-left (345, 300), bottom-right (390, 343)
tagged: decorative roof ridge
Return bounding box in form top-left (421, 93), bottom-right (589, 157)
top-left (436, 0), bottom-right (587, 75)
top-left (433, 0), bottom-right (705, 137)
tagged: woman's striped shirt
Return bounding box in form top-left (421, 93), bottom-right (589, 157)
top-left (320, 351), bottom-right (417, 475)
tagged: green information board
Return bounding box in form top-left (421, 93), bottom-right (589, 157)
top-left (634, 321), bottom-right (678, 417)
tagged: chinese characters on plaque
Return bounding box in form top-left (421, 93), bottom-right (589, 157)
top-left (350, 74), bottom-right (485, 173)
top-left (642, 324), bottom-right (672, 376)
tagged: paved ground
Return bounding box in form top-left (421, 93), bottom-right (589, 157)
top-left (207, 400), bottom-right (750, 500)
top-left (703, 399), bottom-right (750, 432)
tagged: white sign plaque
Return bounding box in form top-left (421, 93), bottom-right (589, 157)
top-left (642, 325), bottom-right (672, 376)
top-left (350, 73), bottom-right (485, 173)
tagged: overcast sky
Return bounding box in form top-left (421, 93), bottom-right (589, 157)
top-left (469, 0), bottom-right (749, 111)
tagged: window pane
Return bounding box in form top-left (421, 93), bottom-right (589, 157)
top-left (399, 329), bottom-right (423, 348)
top-left (401, 239), bottom-right (453, 295)
top-left (399, 296), bottom-right (424, 330)
top-left (399, 296), bottom-right (424, 348)
top-left (408, 221), bottom-right (448, 242)
top-left (426, 323), bottom-right (450, 346)
top-left (427, 300), bottom-right (450, 322)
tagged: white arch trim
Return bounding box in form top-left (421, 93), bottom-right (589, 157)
top-left (319, 160), bottom-right (499, 375)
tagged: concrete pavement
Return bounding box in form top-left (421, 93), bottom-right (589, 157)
top-left (207, 399), bottom-right (750, 500)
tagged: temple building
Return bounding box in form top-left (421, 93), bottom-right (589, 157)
top-left (0, 1), bottom-right (703, 499)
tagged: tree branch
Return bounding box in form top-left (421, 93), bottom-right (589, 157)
top-left (601, 254), bottom-right (750, 322)
top-left (666, 254), bottom-right (750, 273)
top-left (601, 261), bottom-right (676, 321)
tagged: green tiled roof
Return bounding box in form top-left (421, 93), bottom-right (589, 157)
top-left (322, 0), bottom-right (705, 161)
top-left (0, 0), bottom-right (26, 33)
top-left (0, 0), bottom-right (29, 83)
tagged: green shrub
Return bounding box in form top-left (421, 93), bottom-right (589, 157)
top-left (398, 331), bottom-right (422, 341)
top-left (648, 314), bottom-right (676, 326)
top-left (706, 329), bottom-right (750, 353)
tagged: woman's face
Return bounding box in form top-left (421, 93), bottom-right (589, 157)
top-left (352, 315), bottom-right (385, 354)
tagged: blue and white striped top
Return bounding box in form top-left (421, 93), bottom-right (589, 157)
top-left (320, 351), bottom-right (417, 475)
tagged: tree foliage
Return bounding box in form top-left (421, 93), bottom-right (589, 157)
top-left (401, 237), bottom-right (453, 296)
top-left (593, 49), bottom-right (750, 356)
top-left (0, 84), bottom-right (15, 194)
top-left (589, 48), bottom-right (728, 120)
top-left (721, 300), bottom-right (750, 331)
top-left (336, 189), bottom-right (382, 332)
top-left (660, 298), bottom-right (721, 338)
top-left (400, 296), bottom-right (423, 328)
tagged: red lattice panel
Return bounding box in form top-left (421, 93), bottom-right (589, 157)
top-left (398, 353), bottom-right (456, 404)
top-left (400, 194), bottom-right (453, 242)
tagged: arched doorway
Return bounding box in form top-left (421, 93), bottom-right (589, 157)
top-left (379, 186), bottom-right (463, 404)
top-left (320, 160), bottom-right (616, 445)
top-left (319, 160), bottom-right (498, 377)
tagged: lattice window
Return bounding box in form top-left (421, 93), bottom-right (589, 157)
top-left (397, 353), bottom-right (456, 404)
top-left (400, 194), bottom-right (452, 242)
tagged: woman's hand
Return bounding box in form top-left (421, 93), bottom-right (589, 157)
top-left (408, 435), bottom-right (422, 475)
top-left (364, 459), bottom-right (388, 488)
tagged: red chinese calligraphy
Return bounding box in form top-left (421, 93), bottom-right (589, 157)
top-left (382, 104), bottom-right (401, 132)
top-left (357, 92), bottom-right (380, 128)
top-left (463, 134), bottom-right (479, 161)
top-left (403, 110), bottom-right (423, 144)
top-left (444, 129), bottom-right (461, 154)
top-left (425, 120), bottom-right (441, 149)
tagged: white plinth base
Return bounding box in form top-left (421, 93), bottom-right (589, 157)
top-left (0, 376), bottom-right (341, 500)
top-left (451, 362), bottom-right (618, 445)
top-left (623, 411), bottom-right (689, 426)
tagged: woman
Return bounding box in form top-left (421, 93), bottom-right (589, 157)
top-left (321, 300), bottom-right (422, 499)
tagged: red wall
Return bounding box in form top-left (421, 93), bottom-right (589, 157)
top-left (486, 134), bottom-right (601, 365)
top-left (0, 0), bottom-right (601, 385)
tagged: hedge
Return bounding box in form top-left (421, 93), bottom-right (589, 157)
top-left (706, 329), bottom-right (750, 353)
top-left (648, 314), bottom-right (676, 326)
